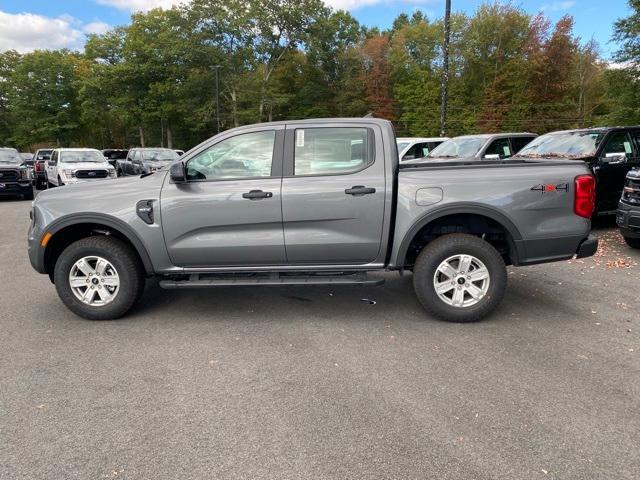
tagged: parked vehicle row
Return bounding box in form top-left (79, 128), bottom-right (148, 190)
top-left (0, 147), bottom-right (34, 200)
top-left (28, 118), bottom-right (598, 323)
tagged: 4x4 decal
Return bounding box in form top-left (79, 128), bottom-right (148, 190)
top-left (531, 183), bottom-right (569, 193)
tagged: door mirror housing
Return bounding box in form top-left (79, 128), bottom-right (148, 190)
top-left (170, 161), bottom-right (187, 183)
top-left (602, 153), bottom-right (627, 165)
top-left (47, 160), bottom-right (56, 166)
top-left (484, 154), bottom-right (501, 160)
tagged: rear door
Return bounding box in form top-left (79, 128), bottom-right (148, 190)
top-left (281, 123), bottom-right (386, 265)
top-left (161, 126), bottom-right (286, 267)
top-left (483, 138), bottom-right (512, 159)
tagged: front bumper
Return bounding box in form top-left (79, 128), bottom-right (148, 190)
top-left (576, 235), bottom-right (598, 258)
top-left (616, 202), bottom-right (640, 239)
top-left (0, 181), bottom-right (32, 196)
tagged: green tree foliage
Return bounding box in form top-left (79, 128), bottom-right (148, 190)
top-left (0, 0), bottom-right (631, 150)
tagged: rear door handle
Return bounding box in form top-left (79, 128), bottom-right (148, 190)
top-left (242, 190), bottom-right (273, 200)
top-left (345, 185), bottom-right (376, 196)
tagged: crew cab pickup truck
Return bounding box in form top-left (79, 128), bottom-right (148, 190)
top-left (28, 118), bottom-right (598, 322)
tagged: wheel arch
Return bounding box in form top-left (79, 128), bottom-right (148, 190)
top-left (43, 214), bottom-right (154, 280)
top-left (395, 204), bottom-right (524, 268)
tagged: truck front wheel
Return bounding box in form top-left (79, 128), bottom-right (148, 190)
top-left (53, 236), bottom-right (145, 320)
top-left (623, 236), bottom-right (640, 249)
top-left (413, 234), bottom-right (507, 322)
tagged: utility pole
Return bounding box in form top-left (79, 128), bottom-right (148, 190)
top-left (213, 65), bottom-right (221, 133)
top-left (440, 0), bottom-right (451, 137)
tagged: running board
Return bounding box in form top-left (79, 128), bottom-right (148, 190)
top-left (159, 272), bottom-right (384, 289)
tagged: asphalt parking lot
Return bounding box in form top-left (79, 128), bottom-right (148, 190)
top-left (1, 192), bottom-right (639, 480)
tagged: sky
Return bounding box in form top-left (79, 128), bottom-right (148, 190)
top-left (0, 0), bottom-right (632, 59)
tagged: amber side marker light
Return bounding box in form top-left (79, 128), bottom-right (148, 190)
top-left (40, 232), bottom-right (52, 247)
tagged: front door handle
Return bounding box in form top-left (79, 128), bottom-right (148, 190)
top-left (345, 185), bottom-right (376, 196)
top-left (242, 190), bottom-right (273, 200)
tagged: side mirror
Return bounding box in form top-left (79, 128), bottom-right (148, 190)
top-left (48, 160), bottom-right (56, 166)
top-left (484, 154), bottom-right (501, 160)
top-left (602, 153), bottom-right (627, 165)
top-left (170, 161), bottom-right (187, 183)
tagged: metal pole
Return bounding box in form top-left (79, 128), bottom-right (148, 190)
top-left (214, 65), bottom-right (221, 133)
top-left (440, 0), bottom-right (451, 137)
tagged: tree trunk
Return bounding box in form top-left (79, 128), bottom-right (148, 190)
top-left (231, 89), bottom-right (239, 128)
top-left (139, 126), bottom-right (145, 148)
top-left (166, 124), bottom-right (173, 149)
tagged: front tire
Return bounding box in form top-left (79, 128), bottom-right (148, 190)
top-left (54, 236), bottom-right (145, 320)
top-left (413, 234), bottom-right (507, 323)
top-left (623, 236), bottom-right (640, 249)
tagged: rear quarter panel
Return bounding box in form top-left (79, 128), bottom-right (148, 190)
top-left (390, 161), bottom-right (593, 267)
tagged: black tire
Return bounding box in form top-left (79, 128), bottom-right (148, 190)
top-left (54, 236), bottom-right (145, 320)
top-left (57, 176), bottom-right (64, 187)
top-left (117, 169), bottom-right (123, 177)
top-left (35, 179), bottom-right (47, 190)
top-left (623, 236), bottom-right (640, 249)
top-left (413, 233), bottom-right (507, 323)
top-left (23, 189), bottom-right (34, 200)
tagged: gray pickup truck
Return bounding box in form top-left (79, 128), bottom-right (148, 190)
top-left (28, 118), bottom-right (598, 322)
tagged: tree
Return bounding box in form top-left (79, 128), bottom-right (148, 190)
top-left (612, 0), bottom-right (640, 68)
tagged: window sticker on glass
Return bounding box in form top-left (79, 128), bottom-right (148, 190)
top-left (624, 142), bottom-right (632, 154)
top-left (296, 130), bottom-right (305, 148)
top-left (503, 146), bottom-right (511, 156)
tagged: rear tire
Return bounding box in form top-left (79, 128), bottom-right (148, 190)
top-left (54, 236), bottom-right (145, 320)
top-left (413, 234), bottom-right (507, 323)
top-left (623, 236), bottom-right (640, 249)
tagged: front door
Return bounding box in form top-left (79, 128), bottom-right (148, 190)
top-left (161, 127), bottom-right (286, 267)
top-left (596, 131), bottom-right (636, 212)
top-left (281, 124), bottom-right (386, 265)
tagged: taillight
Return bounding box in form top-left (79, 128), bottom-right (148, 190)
top-left (35, 162), bottom-right (43, 172)
top-left (574, 175), bottom-right (596, 218)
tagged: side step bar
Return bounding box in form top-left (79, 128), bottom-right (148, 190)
top-left (159, 272), bottom-right (385, 289)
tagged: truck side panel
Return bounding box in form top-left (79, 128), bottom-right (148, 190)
top-left (390, 162), bottom-right (593, 268)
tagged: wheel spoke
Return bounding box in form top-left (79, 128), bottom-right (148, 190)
top-left (468, 267), bottom-right (489, 282)
top-left (102, 275), bottom-right (119, 287)
top-left (80, 287), bottom-right (96, 304)
top-left (94, 259), bottom-right (108, 275)
top-left (75, 259), bottom-right (94, 276)
top-left (435, 281), bottom-right (455, 295)
top-left (95, 287), bottom-right (113, 303)
top-left (438, 262), bottom-right (458, 279)
top-left (466, 283), bottom-right (484, 300)
top-left (458, 255), bottom-right (472, 274)
top-left (69, 277), bottom-right (87, 288)
top-left (451, 288), bottom-right (465, 306)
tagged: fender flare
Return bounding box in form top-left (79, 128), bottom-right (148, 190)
top-left (45, 213), bottom-right (154, 275)
top-left (395, 203), bottom-right (524, 267)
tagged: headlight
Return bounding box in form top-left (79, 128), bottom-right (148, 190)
top-left (108, 169), bottom-right (116, 178)
top-left (63, 169), bottom-right (75, 177)
top-left (19, 168), bottom-right (30, 180)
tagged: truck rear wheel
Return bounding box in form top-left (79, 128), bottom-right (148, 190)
top-left (623, 236), bottom-right (640, 249)
top-left (53, 236), bottom-right (145, 320)
top-left (413, 234), bottom-right (507, 322)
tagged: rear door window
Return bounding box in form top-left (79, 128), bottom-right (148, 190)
top-left (294, 127), bottom-right (371, 176)
top-left (511, 136), bottom-right (535, 154)
top-left (603, 132), bottom-right (633, 158)
top-left (485, 139), bottom-right (512, 158)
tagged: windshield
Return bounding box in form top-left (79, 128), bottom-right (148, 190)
top-left (61, 151), bottom-right (106, 163)
top-left (517, 132), bottom-right (605, 158)
top-left (428, 137), bottom-right (485, 158)
top-left (396, 141), bottom-right (410, 152)
top-left (140, 150), bottom-right (179, 161)
top-left (0, 149), bottom-right (22, 164)
top-left (104, 150), bottom-right (128, 160)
